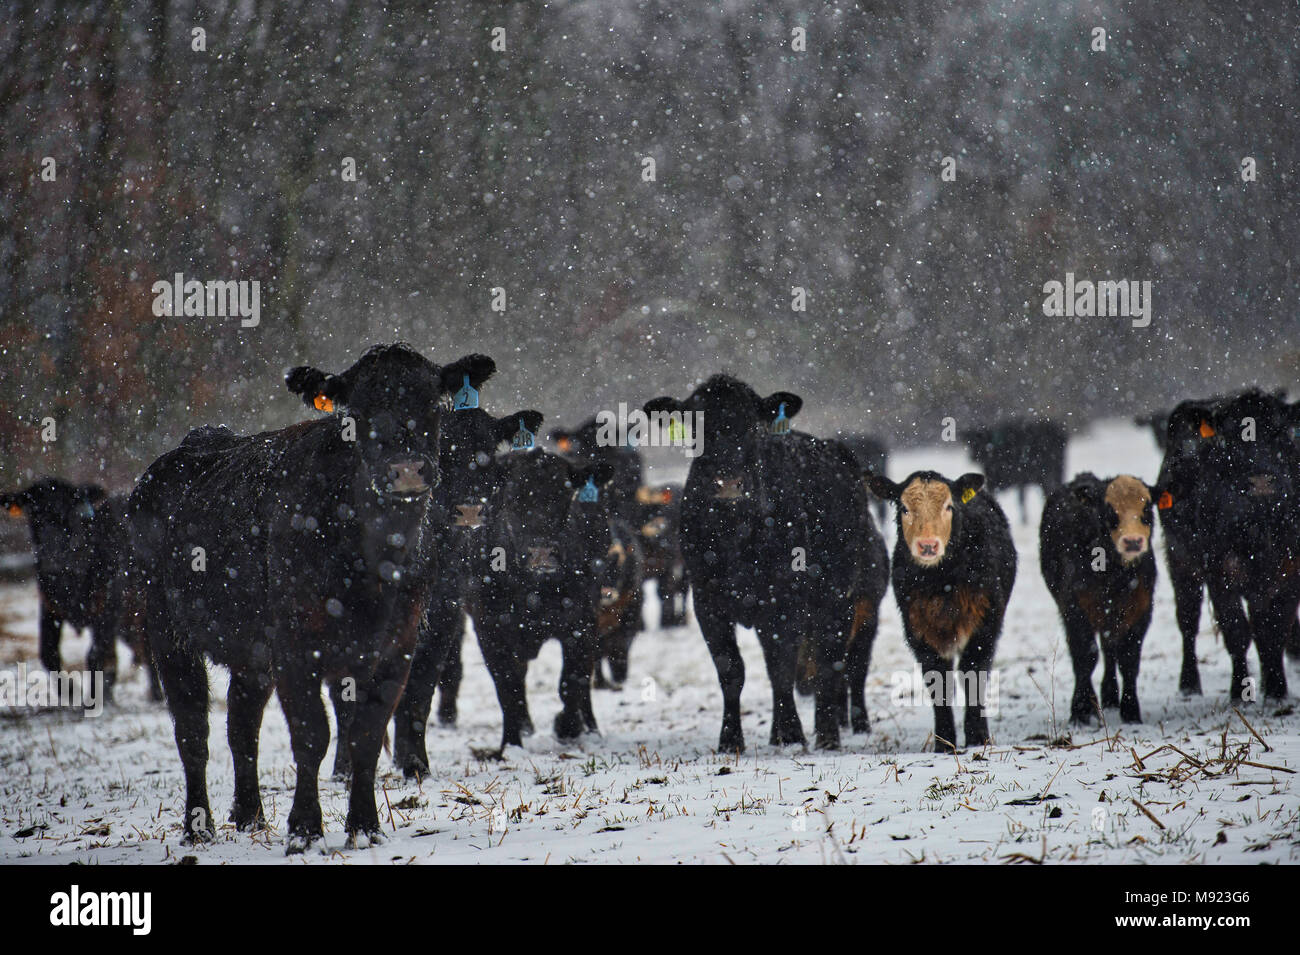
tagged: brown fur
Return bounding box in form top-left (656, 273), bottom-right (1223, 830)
top-left (900, 478), bottom-right (954, 562)
top-left (907, 588), bottom-right (991, 659)
top-left (1077, 580), bottom-right (1153, 640)
top-left (1104, 475), bottom-right (1152, 559)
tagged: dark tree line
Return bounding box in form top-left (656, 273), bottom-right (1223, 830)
top-left (1, 0), bottom-right (1296, 493)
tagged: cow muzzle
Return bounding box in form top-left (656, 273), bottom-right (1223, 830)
top-left (381, 459), bottom-right (437, 499)
top-left (912, 537), bottom-right (944, 563)
top-left (1118, 535), bottom-right (1149, 560)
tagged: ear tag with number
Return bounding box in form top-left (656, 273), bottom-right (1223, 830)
top-left (578, 476), bottom-right (600, 503)
top-left (511, 417), bottom-right (535, 451)
top-left (313, 394), bottom-right (334, 413)
top-left (453, 374), bottom-right (479, 411)
top-left (771, 402), bottom-right (791, 436)
top-left (960, 487), bottom-right (977, 504)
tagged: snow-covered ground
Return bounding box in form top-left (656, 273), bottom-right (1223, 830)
top-left (1, 420), bottom-right (1296, 865)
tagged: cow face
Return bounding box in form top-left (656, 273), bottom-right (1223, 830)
top-left (549, 419), bottom-right (600, 457)
top-left (644, 374), bottom-right (800, 458)
top-left (497, 451), bottom-right (616, 576)
top-left (441, 408), bottom-right (545, 520)
top-left (2, 479), bottom-right (104, 552)
top-left (286, 344), bottom-right (495, 503)
top-left (1074, 475), bottom-right (1155, 562)
top-left (869, 471), bottom-right (984, 566)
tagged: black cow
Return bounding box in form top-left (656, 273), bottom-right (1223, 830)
top-left (963, 419), bottom-right (1066, 522)
top-left (1040, 473), bottom-right (1158, 724)
top-left (869, 470), bottom-right (1016, 752)
top-left (1157, 388), bottom-right (1300, 701)
top-left (551, 417), bottom-right (647, 686)
top-left (1, 480), bottom-right (153, 700)
top-left (130, 343), bottom-right (494, 851)
top-left (836, 432), bottom-right (890, 525)
top-left (644, 376), bottom-right (882, 751)
top-left (329, 405), bottom-right (546, 778)
top-left (462, 450), bottom-right (619, 751)
top-left (635, 483), bottom-right (688, 628)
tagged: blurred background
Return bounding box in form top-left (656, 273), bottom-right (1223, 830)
top-left (1, 0), bottom-right (1297, 497)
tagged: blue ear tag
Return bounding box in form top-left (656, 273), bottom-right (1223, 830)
top-left (511, 417), bottom-right (535, 451)
top-left (577, 476), bottom-right (600, 502)
top-left (771, 402), bottom-right (791, 435)
top-left (453, 374), bottom-right (479, 411)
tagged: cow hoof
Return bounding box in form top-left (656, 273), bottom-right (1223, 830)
top-left (345, 829), bottom-right (385, 851)
top-left (717, 730), bottom-right (745, 754)
top-left (815, 735), bottom-right (840, 751)
top-left (1120, 708), bottom-right (1142, 724)
top-left (437, 712), bottom-right (458, 728)
top-left (181, 827), bottom-right (215, 846)
top-left (230, 806), bottom-right (267, 832)
top-left (284, 831), bottom-right (321, 855)
top-left (553, 713), bottom-right (584, 741)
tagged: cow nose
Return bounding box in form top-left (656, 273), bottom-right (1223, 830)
top-left (1122, 536), bottom-right (1146, 554)
top-left (915, 538), bottom-right (941, 557)
top-left (387, 460), bottom-right (431, 495)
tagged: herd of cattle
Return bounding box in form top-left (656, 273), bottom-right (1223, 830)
top-left (3, 342), bottom-right (1299, 852)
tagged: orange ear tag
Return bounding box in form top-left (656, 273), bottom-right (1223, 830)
top-left (1157, 491), bottom-right (1174, 510)
top-left (314, 394), bottom-right (334, 413)
top-left (1198, 420), bottom-right (1215, 438)
top-left (6, 504), bottom-right (21, 518)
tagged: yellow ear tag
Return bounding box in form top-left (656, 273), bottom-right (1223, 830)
top-left (960, 488), bottom-right (976, 504)
top-left (1198, 420), bottom-right (1215, 438)
top-left (667, 418), bottom-right (685, 442)
top-left (314, 394), bottom-right (334, 413)
top-left (6, 504), bottom-right (21, 518)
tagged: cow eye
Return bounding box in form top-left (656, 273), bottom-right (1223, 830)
top-left (945, 503), bottom-right (953, 512)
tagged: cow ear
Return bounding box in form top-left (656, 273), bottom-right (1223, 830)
top-left (286, 365), bottom-right (347, 411)
top-left (954, 473), bottom-right (985, 504)
top-left (548, 428), bottom-right (573, 451)
top-left (1167, 401), bottom-right (1215, 443)
top-left (643, 396), bottom-right (682, 416)
top-left (761, 392), bottom-right (802, 421)
top-left (498, 411), bottom-right (544, 444)
top-left (866, 473), bottom-right (900, 500)
top-left (440, 354), bottom-right (496, 396)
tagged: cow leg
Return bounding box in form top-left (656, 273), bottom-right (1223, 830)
top-left (811, 625), bottom-right (846, 751)
top-left (343, 661), bottom-right (409, 846)
top-left (697, 602), bottom-right (745, 752)
top-left (1248, 596), bottom-right (1292, 700)
top-left (914, 644), bottom-right (958, 753)
top-left (479, 630), bottom-right (528, 750)
top-left (276, 668), bottom-right (329, 853)
top-left (436, 624), bottom-right (464, 726)
top-left (659, 580), bottom-right (682, 628)
top-left (958, 635), bottom-right (996, 747)
top-left (1207, 584), bottom-right (1253, 703)
top-left (1099, 644), bottom-right (1120, 709)
top-left (1115, 628), bottom-right (1145, 724)
top-left (227, 669), bottom-right (274, 830)
top-left (845, 602), bottom-right (879, 735)
top-left (555, 630), bottom-right (597, 740)
top-left (394, 602), bottom-right (457, 779)
top-left (86, 619), bottom-right (118, 704)
top-left (328, 680), bottom-right (354, 780)
top-left (154, 643), bottom-right (213, 843)
top-left (1169, 561), bottom-right (1204, 695)
top-left (1287, 612), bottom-right (1300, 660)
top-left (757, 625), bottom-right (805, 747)
top-left (607, 621), bottom-right (634, 686)
top-left (1063, 606), bottom-right (1100, 725)
top-left (38, 607), bottom-right (62, 672)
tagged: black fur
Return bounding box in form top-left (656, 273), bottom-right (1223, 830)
top-left (644, 375), bottom-right (882, 751)
top-left (963, 418), bottom-right (1066, 523)
top-left (130, 343), bottom-right (493, 851)
top-left (869, 470), bottom-right (1016, 752)
top-left (1039, 473), bottom-right (1157, 724)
